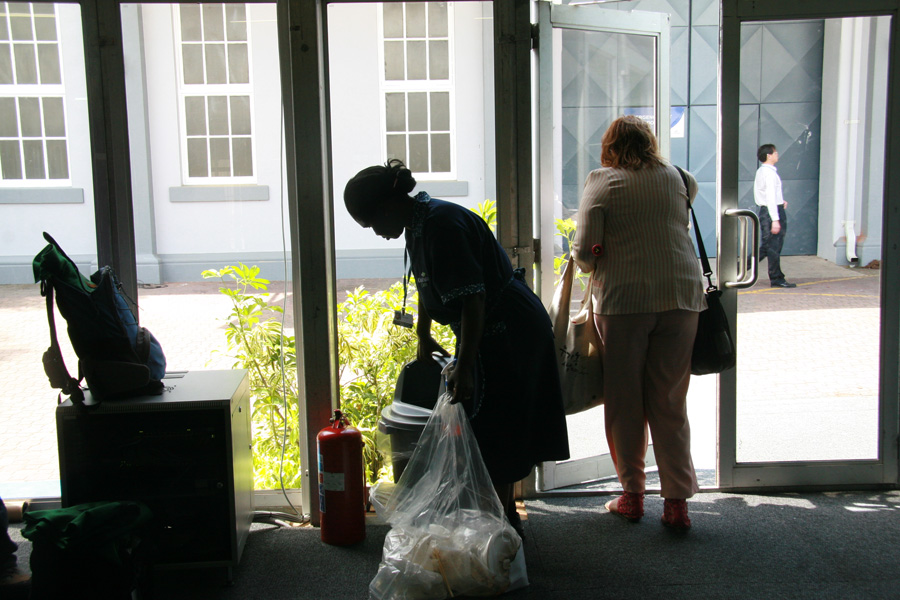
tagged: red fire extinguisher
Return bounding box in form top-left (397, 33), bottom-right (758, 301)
top-left (317, 409), bottom-right (366, 545)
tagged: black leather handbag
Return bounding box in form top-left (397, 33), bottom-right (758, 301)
top-left (675, 166), bottom-right (737, 375)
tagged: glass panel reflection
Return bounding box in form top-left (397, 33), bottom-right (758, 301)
top-left (122, 4), bottom-right (295, 493)
top-left (735, 18), bottom-right (885, 463)
top-left (408, 132), bottom-right (428, 171)
top-left (42, 96), bottom-right (64, 136)
top-left (429, 39), bottom-right (448, 80)
top-left (385, 92), bottom-right (405, 132)
top-left (408, 91), bottom-right (427, 131)
top-left (13, 43), bottom-right (36, 83)
top-left (37, 43), bottom-right (59, 83)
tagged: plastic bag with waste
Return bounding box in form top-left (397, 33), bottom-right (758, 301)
top-left (369, 390), bottom-right (526, 600)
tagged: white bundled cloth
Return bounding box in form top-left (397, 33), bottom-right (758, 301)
top-left (370, 389), bottom-right (527, 600)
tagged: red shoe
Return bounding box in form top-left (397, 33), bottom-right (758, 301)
top-left (662, 499), bottom-right (691, 531)
top-left (605, 491), bottom-right (644, 522)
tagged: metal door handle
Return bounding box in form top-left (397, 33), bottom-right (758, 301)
top-left (724, 208), bottom-right (760, 289)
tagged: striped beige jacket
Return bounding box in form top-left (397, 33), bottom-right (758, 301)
top-left (571, 163), bottom-right (707, 315)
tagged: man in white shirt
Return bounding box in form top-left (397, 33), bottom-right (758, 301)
top-left (754, 144), bottom-right (796, 288)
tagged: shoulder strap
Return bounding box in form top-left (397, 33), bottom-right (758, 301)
top-left (674, 165), bottom-right (715, 292)
top-left (41, 280), bottom-right (85, 405)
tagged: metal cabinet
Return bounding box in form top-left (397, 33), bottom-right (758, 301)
top-left (56, 370), bottom-right (252, 570)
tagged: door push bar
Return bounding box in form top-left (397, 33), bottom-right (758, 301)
top-left (724, 208), bottom-right (760, 289)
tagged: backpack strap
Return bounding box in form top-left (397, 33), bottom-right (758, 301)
top-left (41, 280), bottom-right (85, 406)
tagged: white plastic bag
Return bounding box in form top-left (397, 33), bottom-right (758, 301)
top-left (369, 391), bottom-right (527, 600)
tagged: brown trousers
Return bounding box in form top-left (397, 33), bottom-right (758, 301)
top-left (594, 310), bottom-right (700, 499)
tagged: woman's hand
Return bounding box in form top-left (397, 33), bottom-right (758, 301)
top-left (415, 305), bottom-right (449, 363)
top-left (417, 334), bottom-right (450, 363)
top-left (446, 360), bottom-right (475, 404)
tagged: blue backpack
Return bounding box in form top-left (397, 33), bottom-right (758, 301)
top-left (33, 232), bottom-right (166, 405)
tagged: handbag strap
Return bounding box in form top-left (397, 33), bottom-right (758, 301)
top-left (675, 165), bottom-right (715, 292)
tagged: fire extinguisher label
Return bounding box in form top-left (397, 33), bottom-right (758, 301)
top-left (321, 471), bottom-right (345, 491)
top-left (318, 453), bottom-right (326, 513)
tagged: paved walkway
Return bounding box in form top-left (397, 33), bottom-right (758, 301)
top-left (0, 257), bottom-right (882, 498)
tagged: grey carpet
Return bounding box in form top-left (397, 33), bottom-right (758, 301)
top-left (7, 490), bottom-right (900, 599)
top-left (521, 491), bottom-right (900, 599)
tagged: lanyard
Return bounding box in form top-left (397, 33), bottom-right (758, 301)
top-left (402, 249), bottom-right (412, 310)
top-left (394, 249), bottom-right (414, 328)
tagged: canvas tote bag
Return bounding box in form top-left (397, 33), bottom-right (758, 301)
top-left (547, 256), bottom-right (604, 414)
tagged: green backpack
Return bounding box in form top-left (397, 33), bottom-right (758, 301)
top-left (33, 232), bottom-right (167, 405)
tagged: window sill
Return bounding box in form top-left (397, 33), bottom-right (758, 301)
top-left (416, 180), bottom-right (468, 197)
top-left (169, 185), bottom-right (269, 202)
top-left (0, 187), bottom-right (84, 204)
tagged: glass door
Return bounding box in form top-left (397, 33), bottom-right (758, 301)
top-left (536, 2), bottom-right (670, 491)
top-left (0, 1), bottom-right (96, 501)
top-left (719, 1), bottom-right (900, 488)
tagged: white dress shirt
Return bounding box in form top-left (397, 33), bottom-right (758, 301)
top-left (754, 163), bottom-right (783, 221)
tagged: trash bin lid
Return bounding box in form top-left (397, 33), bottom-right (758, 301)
top-left (393, 354), bottom-right (450, 409)
top-left (389, 400), bottom-right (432, 420)
top-left (378, 404), bottom-right (428, 433)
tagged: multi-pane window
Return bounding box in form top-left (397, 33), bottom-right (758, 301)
top-left (176, 3), bottom-right (254, 182)
top-left (0, 2), bottom-right (69, 184)
top-left (381, 2), bottom-right (453, 176)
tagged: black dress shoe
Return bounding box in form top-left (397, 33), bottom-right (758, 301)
top-left (770, 280), bottom-right (797, 288)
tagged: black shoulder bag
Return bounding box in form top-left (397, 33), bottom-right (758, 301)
top-left (675, 166), bottom-right (737, 375)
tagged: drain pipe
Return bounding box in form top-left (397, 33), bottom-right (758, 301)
top-left (842, 19), bottom-right (863, 268)
top-left (844, 220), bottom-right (859, 266)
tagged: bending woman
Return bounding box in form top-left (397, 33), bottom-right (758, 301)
top-left (572, 116), bottom-right (705, 531)
top-left (344, 160), bottom-right (569, 530)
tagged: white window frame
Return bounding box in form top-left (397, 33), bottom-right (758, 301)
top-left (0, 2), bottom-right (71, 187)
top-left (172, 3), bottom-right (258, 186)
top-left (377, 2), bottom-right (457, 180)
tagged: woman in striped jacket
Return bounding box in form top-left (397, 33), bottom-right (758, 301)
top-left (572, 115), bottom-right (705, 531)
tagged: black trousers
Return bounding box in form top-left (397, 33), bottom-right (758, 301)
top-left (758, 204), bottom-right (787, 283)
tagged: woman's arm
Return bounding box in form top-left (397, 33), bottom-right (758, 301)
top-left (572, 170), bottom-right (607, 273)
top-left (416, 301), bottom-right (450, 362)
top-left (446, 292), bottom-right (485, 404)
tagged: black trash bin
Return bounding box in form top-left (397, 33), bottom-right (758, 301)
top-left (378, 356), bottom-right (449, 482)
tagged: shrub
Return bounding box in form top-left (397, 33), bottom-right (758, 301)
top-left (205, 203), bottom-right (576, 490)
top-left (337, 281), bottom-right (454, 484)
top-left (201, 264), bottom-right (302, 491)
top-left (203, 265), bottom-right (454, 489)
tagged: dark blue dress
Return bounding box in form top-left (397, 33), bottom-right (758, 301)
top-left (406, 192), bottom-right (570, 484)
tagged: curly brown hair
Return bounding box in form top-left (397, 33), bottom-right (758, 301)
top-left (600, 115), bottom-right (664, 170)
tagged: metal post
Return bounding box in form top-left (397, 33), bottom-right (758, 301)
top-left (277, 0), bottom-right (340, 527)
top-left (82, 0), bottom-right (138, 306)
top-left (494, 0), bottom-right (535, 283)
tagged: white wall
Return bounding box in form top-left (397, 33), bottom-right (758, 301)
top-left (328, 3), bottom-right (386, 253)
top-left (818, 17), bottom-right (888, 267)
top-left (140, 4), bottom-right (286, 258)
top-left (0, 4), bottom-right (96, 278)
top-left (328, 2), bottom-right (489, 256)
top-left (1, 2), bottom-right (492, 283)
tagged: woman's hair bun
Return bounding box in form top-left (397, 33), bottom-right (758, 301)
top-left (385, 158), bottom-right (416, 194)
top-left (395, 167), bottom-right (416, 194)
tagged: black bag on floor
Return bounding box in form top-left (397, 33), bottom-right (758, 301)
top-left (22, 501), bottom-right (153, 600)
top-left (32, 232), bottom-right (167, 405)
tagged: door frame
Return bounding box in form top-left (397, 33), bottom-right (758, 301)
top-left (718, 0), bottom-right (900, 489)
top-left (535, 1), bottom-right (671, 304)
top-left (535, 1), bottom-right (670, 491)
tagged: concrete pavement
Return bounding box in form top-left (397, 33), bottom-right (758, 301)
top-left (0, 256), bottom-right (882, 498)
